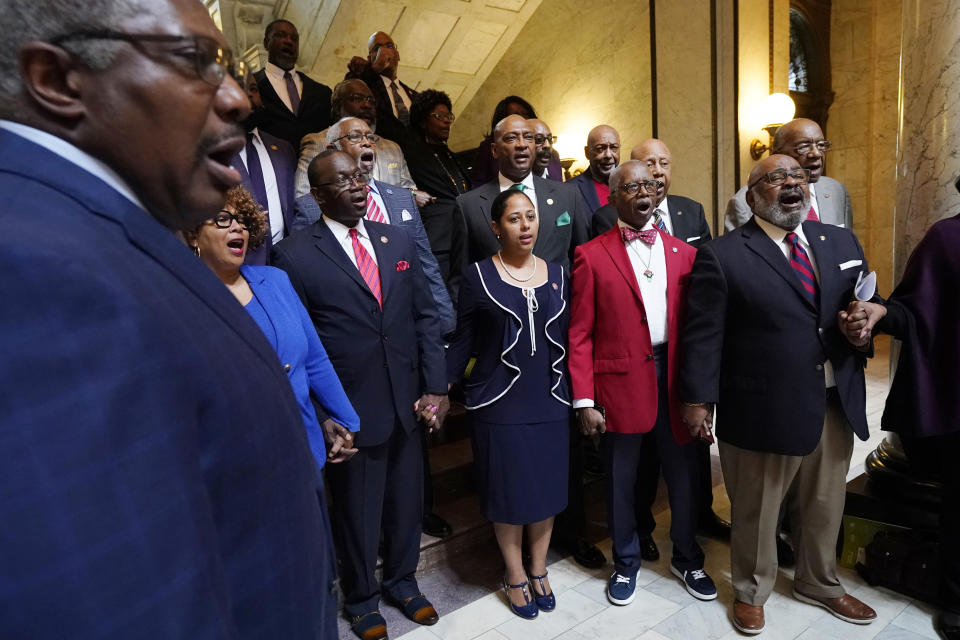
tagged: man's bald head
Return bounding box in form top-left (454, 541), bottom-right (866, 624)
top-left (746, 154), bottom-right (811, 230)
top-left (367, 31), bottom-right (399, 78)
top-left (493, 114), bottom-right (534, 181)
top-left (528, 118), bottom-right (554, 175)
top-left (585, 125), bottom-right (620, 183)
top-left (772, 118), bottom-right (829, 182)
top-left (631, 138), bottom-right (672, 204)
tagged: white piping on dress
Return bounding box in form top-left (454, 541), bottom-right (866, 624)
top-left (543, 267), bottom-right (570, 406)
top-left (465, 262), bottom-right (522, 410)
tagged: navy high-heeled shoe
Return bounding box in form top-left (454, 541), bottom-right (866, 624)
top-left (502, 576), bottom-right (539, 619)
top-left (529, 571), bottom-right (556, 612)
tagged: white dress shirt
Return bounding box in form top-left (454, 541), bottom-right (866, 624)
top-left (238, 128), bottom-right (285, 243)
top-left (0, 120), bottom-right (145, 211)
top-left (263, 61), bottom-right (302, 113)
top-left (654, 198), bottom-right (674, 235)
top-left (366, 182), bottom-right (392, 225)
top-left (323, 215), bottom-right (378, 268)
top-left (380, 75), bottom-right (412, 119)
top-left (753, 215), bottom-right (835, 387)
top-left (497, 172), bottom-right (538, 216)
top-left (808, 182), bottom-right (820, 218)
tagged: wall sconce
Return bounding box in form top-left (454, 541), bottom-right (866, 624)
top-left (749, 92), bottom-right (796, 160)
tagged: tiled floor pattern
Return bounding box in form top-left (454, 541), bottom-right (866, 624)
top-left (389, 340), bottom-right (941, 640)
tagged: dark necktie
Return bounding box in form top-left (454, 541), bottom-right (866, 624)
top-left (244, 134), bottom-right (269, 211)
top-left (786, 232), bottom-right (819, 307)
top-left (349, 228), bottom-right (382, 307)
top-left (283, 71), bottom-right (300, 114)
top-left (620, 226), bottom-right (658, 245)
top-left (389, 81), bottom-right (410, 126)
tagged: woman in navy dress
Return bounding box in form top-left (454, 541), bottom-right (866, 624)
top-left (448, 189), bottom-right (571, 619)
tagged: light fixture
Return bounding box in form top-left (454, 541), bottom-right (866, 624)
top-left (749, 92), bottom-right (796, 160)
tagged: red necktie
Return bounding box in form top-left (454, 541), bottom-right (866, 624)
top-left (365, 188), bottom-right (386, 224)
top-left (786, 232), bottom-right (818, 307)
top-left (620, 226), bottom-right (658, 245)
top-left (805, 205), bottom-right (819, 222)
top-left (349, 228), bottom-right (382, 307)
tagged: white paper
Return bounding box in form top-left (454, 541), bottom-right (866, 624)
top-left (855, 270), bottom-right (877, 301)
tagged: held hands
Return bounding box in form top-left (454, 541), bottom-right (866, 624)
top-left (321, 418), bottom-right (358, 463)
top-left (415, 393), bottom-right (449, 433)
top-left (413, 190), bottom-right (436, 208)
top-left (838, 300), bottom-right (887, 348)
top-left (681, 404), bottom-right (714, 442)
top-left (577, 407), bottom-right (606, 437)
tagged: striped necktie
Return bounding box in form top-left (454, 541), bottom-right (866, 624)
top-left (786, 232), bottom-right (818, 307)
top-left (349, 228), bottom-right (382, 307)
top-left (653, 211), bottom-right (667, 232)
top-left (365, 187), bottom-right (386, 223)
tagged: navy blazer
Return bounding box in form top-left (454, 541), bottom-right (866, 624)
top-left (680, 218), bottom-right (873, 456)
top-left (253, 68), bottom-right (333, 150)
top-left (591, 194), bottom-right (713, 248)
top-left (231, 128), bottom-right (297, 265)
top-left (242, 265), bottom-right (360, 470)
top-left (447, 258), bottom-right (571, 410)
top-left (569, 171), bottom-right (604, 222)
top-left (0, 129), bottom-right (336, 638)
top-left (346, 67), bottom-right (417, 145)
top-left (271, 218), bottom-right (446, 447)
top-left (290, 181), bottom-right (454, 335)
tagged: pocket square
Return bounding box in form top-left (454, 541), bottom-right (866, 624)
top-left (839, 259), bottom-right (862, 270)
top-left (401, 208), bottom-right (413, 221)
top-left (396, 260), bottom-right (410, 272)
top-left (685, 235), bottom-right (700, 243)
top-left (556, 211), bottom-right (571, 226)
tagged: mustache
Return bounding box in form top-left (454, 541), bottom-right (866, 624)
top-left (197, 125), bottom-right (246, 157)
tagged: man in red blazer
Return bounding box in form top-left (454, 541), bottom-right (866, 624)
top-left (569, 160), bottom-right (716, 606)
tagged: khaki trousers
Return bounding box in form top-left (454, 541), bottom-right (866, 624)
top-left (719, 395), bottom-right (854, 606)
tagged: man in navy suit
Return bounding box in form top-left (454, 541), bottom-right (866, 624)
top-left (346, 31), bottom-right (417, 146)
top-left (0, 0), bottom-right (339, 637)
top-left (679, 154), bottom-right (877, 634)
top-left (272, 150), bottom-right (448, 640)
top-left (233, 73), bottom-right (296, 264)
top-left (569, 124), bottom-right (621, 226)
top-left (253, 19), bottom-right (333, 150)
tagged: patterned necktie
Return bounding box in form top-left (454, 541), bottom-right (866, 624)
top-left (389, 81), bottom-right (410, 126)
top-left (805, 204), bottom-right (820, 222)
top-left (786, 232), bottom-right (819, 307)
top-left (620, 226), bottom-right (658, 245)
top-left (653, 211), bottom-right (667, 232)
top-left (365, 187), bottom-right (386, 224)
top-left (349, 228), bottom-right (382, 307)
top-left (283, 71), bottom-right (301, 114)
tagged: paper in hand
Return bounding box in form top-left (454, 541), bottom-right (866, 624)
top-left (854, 270), bottom-right (877, 301)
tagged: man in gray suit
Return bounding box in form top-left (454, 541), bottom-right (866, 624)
top-left (725, 118), bottom-right (852, 231)
top-left (452, 114), bottom-right (589, 273)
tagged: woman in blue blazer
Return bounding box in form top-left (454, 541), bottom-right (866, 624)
top-left (184, 186), bottom-right (360, 473)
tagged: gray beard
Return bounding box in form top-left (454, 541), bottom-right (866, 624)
top-left (758, 192), bottom-right (810, 230)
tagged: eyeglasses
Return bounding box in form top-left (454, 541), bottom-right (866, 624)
top-left (430, 112), bottom-right (456, 124)
top-left (50, 31), bottom-right (248, 90)
top-left (534, 134), bottom-right (557, 146)
top-left (617, 180), bottom-right (663, 196)
top-left (208, 210), bottom-right (248, 229)
top-left (345, 93), bottom-right (375, 105)
top-left (747, 167), bottom-right (811, 189)
top-left (500, 132), bottom-right (536, 144)
top-left (590, 143), bottom-right (621, 155)
top-left (313, 171), bottom-right (368, 189)
top-left (334, 131), bottom-right (380, 145)
top-left (793, 140), bottom-right (832, 155)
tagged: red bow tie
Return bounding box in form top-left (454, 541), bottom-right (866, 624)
top-left (620, 226), bottom-right (658, 245)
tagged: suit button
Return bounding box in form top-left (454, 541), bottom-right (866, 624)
top-left (282, 364), bottom-right (291, 373)
top-left (646, 353), bottom-right (654, 361)
top-left (641, 317), bottom-right (648, 324)
top-left (816, 364), bottom-right (824, 371)
top-left (381, 333), bottom-right (388, 341)
top-left (818, 327), bottom-right (824, 334)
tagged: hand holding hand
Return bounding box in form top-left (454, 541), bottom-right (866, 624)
top-left (577, 407), bottom-right (606, 436)
top-left (416, 393), bottom-right (449, 432)
top-left (413, 190), bottom-right (436, 208)
top-left (681, 404), bottom-right (714, 441)
top-left (838, 300), bottom-right (886, 347)
top-left (321, 418), bottom-right (358, 463)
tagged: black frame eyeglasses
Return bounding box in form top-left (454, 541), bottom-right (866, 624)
top-left (208, 210), bottom-right (249, 229)
top-left (49, 31), bottom-right (248, 90)
top-left (617, 180), bottom-right (663, 196)
top-left (747, 168), bottom-right (811, 190)
top-left (534, 134), bottom-right (557, 146)
top-left (313, 171), bottom-right (368, 190)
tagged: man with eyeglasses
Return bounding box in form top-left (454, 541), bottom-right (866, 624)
top-left (725, 118), bottom-right (852, 231)
top-left (680, 154), bottom-right (878, 634)
top-left (252, 19), bottom-right (333, 151)
top-left (295, 79), bottom-right (425, 204)
top-left (346, 31), bottom-right (417, 147)
top-left (272, 149), bottom-right (448, 640)
top-left (569, 160), bottom-right (717, 607)
top-left (0, 0), bottom-right (343, 638)
top-left (569, 125), bottom-right (622, 226)
top-left (528, 119), bottom-right (562, 182)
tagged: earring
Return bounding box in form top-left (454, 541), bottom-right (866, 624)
top-left (496, 234), bottom-right (500, 239)
top-left (193, 245), bottom-right (200, 257)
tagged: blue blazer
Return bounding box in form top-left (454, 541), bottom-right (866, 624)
top-left (0, 129), bottom-right (336, 638)
top-left (291, 180), bottom-right (455, 335)
top-left (447, 258), bottom-right (571, 409)
top-left (569, 171), bottom-right (603, 222)
top-left (230, 129), bottom-right (297, 265)
top-left (271, 218), bottom-right (447, 447)
top-left (242, 265), bottom-right (360, 469)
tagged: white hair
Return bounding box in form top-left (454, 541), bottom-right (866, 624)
top-left (324, 116), bottom-right (366, 149)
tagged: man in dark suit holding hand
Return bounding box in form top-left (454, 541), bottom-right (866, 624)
top-left (272, 150), bottom-right (448, 640)
top-left (679, 154), bottom-right (877, 635)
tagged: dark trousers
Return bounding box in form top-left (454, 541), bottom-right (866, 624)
top-left (326, 423), bottom-right (424, 618)
top-left (603, 344), bottom-right (703, 574)
top-left (902, 432), bottom-right (960, 617)
top-left (316, 476), bottom-right (339, 639)
top-left (552, 415), bottom-right (588, 546)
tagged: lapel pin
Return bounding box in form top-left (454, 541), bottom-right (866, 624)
top-left (677, 210), bottom-right (683, 215)
top-left (552, 282), bottom-right (558, 290)
top-left (381, 235), bottom-right (389, 243)
top-left (386, 189), bottom-right (393, 195)
top-left (672, 247), bottom-right (678, 253)
top-left (546, 198), bottom-right (554, 205)
top-left (824, 193), bottom-right (831, 198)
top-left (270, 145), bottom-right (278, 151)
top-left (820, 235), bottom-right (826, 241)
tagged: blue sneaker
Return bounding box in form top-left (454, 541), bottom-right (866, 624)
top-left (670, 564), bottom-right (718, 601)
top-left (606, 571), bottom-right (637, 605)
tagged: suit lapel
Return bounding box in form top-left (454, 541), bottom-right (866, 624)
top-left (255, 70), bottom-right (294, 121)
top-left (599, 228), bottom-right (643, 304)
top-left (533, 176), bottom-right (558, 255)
top-left (666, 195), bottom-right (688, 241)
top-left (742, 219), bottom-right (817, 310)
top-left (803, 222), bottom-right (836, 319)
top-left (369, 223), bottom-right (397, 305)
top-left (313, 219), bottom-right (376, 299)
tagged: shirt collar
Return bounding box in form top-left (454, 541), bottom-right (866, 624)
top-left (616, 217), bottom-right (658, 233)
top-left (264, 61), bottom-right (296, 79)
top-left (655, 197), bottom-right (669, 216)
top-left (323, 214), bottom-right (369, 243)
top-left (498, 171), bottom-right (535, 191)
top-left (1, 120), bottom-right (145, 211)
top-left (754, 214), bottom-right (808, 246)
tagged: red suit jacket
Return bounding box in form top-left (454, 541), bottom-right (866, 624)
top-left (569, 226), bottom-right (697, 443)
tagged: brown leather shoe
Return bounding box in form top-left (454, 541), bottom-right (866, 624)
top-left (792, 590), bottom-right (877, 624)
top-left (350, 611), bottom-right (388, 640)
top-left (733, 601), bottom-right (765, 635)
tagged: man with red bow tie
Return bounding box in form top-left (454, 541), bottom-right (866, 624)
top-left (568, 160), bottom-right (717, 607)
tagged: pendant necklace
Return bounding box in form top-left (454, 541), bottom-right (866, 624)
top-left (628, 242), bottom-right (655, 281)
top-left (497, 251), bottom-right (537, 282)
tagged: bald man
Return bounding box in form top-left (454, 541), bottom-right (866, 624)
top-left (346, 31), bottom-right (418, 145)
top-left (569, 125), bottom-right (621, 225)
top-left (725, 118), bottom-right (852, 232)
top-left (680, 154), bottom-right (877, 634)
top-left (529, 118), bottom-right (563, 182)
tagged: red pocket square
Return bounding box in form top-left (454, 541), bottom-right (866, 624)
top-left (396, 260), bottom-right (410, 272)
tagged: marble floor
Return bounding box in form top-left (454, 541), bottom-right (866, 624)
top-left (387, 339), bottom-right (942, 640)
